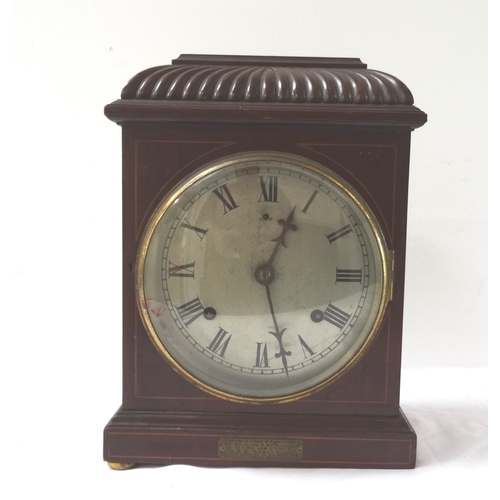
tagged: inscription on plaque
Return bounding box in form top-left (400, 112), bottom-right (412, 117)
top-left (218, 437), bottom-right (303, 461)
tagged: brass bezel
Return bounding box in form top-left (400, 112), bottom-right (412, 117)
top-left (136, 152), bottom-right (392, 404)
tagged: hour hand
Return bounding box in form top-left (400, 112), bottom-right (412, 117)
top-left (271, 206), bottom-right (297, 248)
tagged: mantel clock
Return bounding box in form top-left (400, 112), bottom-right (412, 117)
top-left (103, 54), bottom-right (427, 469)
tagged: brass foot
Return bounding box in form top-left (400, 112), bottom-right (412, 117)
top-left (107, 462), bottom-right (135, 470)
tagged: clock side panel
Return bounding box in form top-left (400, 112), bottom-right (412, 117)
top-left (120, 123), bottom-right (412, 417)
top-left (295, 137), bottom-right (412, 412)
top-left (120, 129), bottom-right (239, 407)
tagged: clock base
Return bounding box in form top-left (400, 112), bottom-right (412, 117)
top-left (104, 407), bottom-right (416, 469)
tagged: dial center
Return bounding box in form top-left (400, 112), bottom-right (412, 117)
top-left (254, 263), bottom-right (275, 286)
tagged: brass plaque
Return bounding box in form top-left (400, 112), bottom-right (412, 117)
top-left (218, 437), bottom-right (303, 462)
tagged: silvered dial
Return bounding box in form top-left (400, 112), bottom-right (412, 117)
top-left (137, 152), bottom-right (390, 402)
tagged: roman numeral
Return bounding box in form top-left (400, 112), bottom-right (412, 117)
top-left (254, 342), bottom-right (269, 367)
top-left (168, 261), bottom-right (195, 278)
top-left (180, 220), bottom-right (208, 240)
top-left (323, 302), bottom-right (351, 329)
top-left (207, 328), bottom-right (232, 358)
top-left (301, 190), bottom-right (318, 214)
top-left (213, 184), bottom-right (238, 214)
top-left (336, 268), bottom-right (362, 283)
top-left (176, 297), bottom-right (204, 326)
top-left (326, 225), bottom-right (352, 244)
top-left (298, 335), bottom-right (315, 358)
top-left (258, 176), bottom-right (279, 203)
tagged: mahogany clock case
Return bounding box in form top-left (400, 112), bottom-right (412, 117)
top-left (103, 55), bottom-right (427, 469)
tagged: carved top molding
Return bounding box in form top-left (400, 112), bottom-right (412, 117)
top-left (120, 54), bottom-right (414, 105)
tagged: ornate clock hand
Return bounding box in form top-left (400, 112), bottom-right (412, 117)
top-left (264, 283), bottom-right (291, 377)
top-left (254, 207), bottom-right (298, 376)
top-left (254, 264), bottom-right (291, 374)
top-left (268, 206), bottom-right (297, 265)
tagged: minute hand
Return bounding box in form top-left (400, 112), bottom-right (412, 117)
top-left (264, 283), bottom-right (291, 376)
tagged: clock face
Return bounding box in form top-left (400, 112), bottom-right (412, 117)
top-left (137, 152), bottom-right (391, 402)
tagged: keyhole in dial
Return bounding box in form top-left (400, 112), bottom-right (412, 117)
top-left (310, 309), bottom-right (324, 323)
top-left (203, 307), bottom-right (217, 320)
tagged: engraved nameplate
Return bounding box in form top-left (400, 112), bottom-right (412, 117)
top-left (218, 437), bottom-right (303, 462)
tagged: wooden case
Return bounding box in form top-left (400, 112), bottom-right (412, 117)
top-left (103, 55), bottom-right (426, 469)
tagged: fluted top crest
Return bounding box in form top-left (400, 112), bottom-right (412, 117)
top-left (120, 55), bottom-right (414, 105)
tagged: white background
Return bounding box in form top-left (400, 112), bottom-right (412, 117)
top-left (5, 1), bottom-right (491, 498)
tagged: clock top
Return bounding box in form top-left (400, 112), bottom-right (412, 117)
top-left (120, 54), bottom-right (413, 105)
top-left (172, 54), bottom-right (368, 69)
top-left (106, 55), bottom-right (426, 128)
